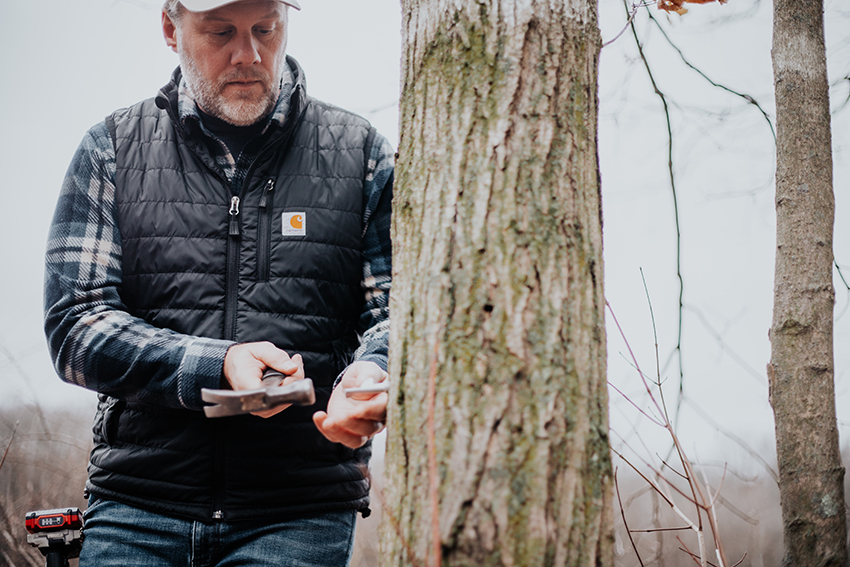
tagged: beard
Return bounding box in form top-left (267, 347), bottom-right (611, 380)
top-left (178, 49), bottom-right (283, 127)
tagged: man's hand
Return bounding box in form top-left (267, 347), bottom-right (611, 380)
top-left (223, 342), bottom-right (304, 418)
top-left (313, 361), bottom-right (388, 448)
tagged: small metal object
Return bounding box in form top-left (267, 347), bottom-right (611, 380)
top-left (25, 508), bottom-right (84, 566)
top-left (344, 381), bottom-right (390, 398)
top-left (201, 369), bottom-right (316, 418)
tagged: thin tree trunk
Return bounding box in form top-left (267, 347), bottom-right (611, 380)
top-left (769, 0), bottom-right (848, 564)
top-left (381, 1), bottom-right (612, 565)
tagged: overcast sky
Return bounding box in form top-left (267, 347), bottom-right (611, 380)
top-left (0, 0), bottom-right (848, 473)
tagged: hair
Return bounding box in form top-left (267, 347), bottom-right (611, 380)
top-left (162, 0), bottom-right (185, 26)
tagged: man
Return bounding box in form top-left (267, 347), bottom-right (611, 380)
top-left (43, 0), bottom-right (392, 564)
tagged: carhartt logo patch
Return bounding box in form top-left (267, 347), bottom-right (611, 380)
top-left (282, 212), bottom-right (306, 236)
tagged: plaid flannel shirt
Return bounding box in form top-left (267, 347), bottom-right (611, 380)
top-left (44, 64), bottom-right (393, 411)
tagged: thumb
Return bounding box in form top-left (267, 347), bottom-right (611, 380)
top-left (313, 411), bottom-right (335, 442)
top-left (288, 353), bottom-right (304, 378)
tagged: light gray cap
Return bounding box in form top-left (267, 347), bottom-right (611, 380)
top-left (179, 0), bottom-right (301, 11)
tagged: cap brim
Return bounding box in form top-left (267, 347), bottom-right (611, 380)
top-left (179, 0), bottom-right (301, 12)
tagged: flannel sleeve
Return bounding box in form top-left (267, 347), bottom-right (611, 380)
top-left (43, 123), bottom-right (234, 411)
top-left (351, 132), bottom-right (394, 372)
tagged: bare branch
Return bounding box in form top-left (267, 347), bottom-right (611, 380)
top-left (683, 304), bottom-right (767, 386)
top-left (678, 538), bottom-right (719, 567)
top-left (646, 11), bottom-right (776, 141)
top-left (625, 0), bottom-right (686, 425)
top-left (611, 446), bottom-right (677, 509)
top-left (835, 261), bottom-right (850, 291)
top-left (616, 469), bottom-right (647, 567)
top-left (686, 399), bottom-right (779, 483)
top-left (603, 0), bottom-right (657, 47)
top-left (608, 380), bottom-right (666, 427)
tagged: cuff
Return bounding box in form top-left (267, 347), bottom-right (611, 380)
top-left (176, 338), bottom-right (236, 410)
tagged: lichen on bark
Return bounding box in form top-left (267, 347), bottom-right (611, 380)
top-left (382, 1), bottom-right (612, 566)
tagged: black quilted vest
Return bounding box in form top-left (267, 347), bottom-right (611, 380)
top-left (86, 61), bottom-right (375, 522)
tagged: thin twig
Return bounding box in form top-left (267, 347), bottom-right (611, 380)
top-left (698, 465), bottom-right (730, 566)
top-left (647, 11), bottom-right (776, 141)
top-left (603, 0), bottom-right (657, 47)
top-left (608, 380), bottom-right (666, 427)
top-left (678, 538), bottom-right (719, 567)
top-left (0, 422), bottom-right (19, 473)
top-left (625, 0), bottom-right (686, 425)
top-left (615, 468), bottom-right (646, 567)
top-left (611, 446), bottom-right (677, 509)
top-left (0, 345), bottom-right (50, 435)
top-left (640, 268), bottom-right (662, 390)
top-left (659, 456), bottom-right (688, 480)
top-left (836, 261), bottom-right (850, 291)
top-left (684, 305), bottom-right (767, 386)
top-left (830, 73), bottom-right (850, 114)
top-left (686, 399), bottom-right (778, 482)
top-left (607, 302), bottom-right (668, 423)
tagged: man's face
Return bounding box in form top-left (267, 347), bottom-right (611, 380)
top-left (163, 0), bottom-right (288, 126)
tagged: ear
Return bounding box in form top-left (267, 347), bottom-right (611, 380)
top-left (162, 11), bottom-right (178, 53)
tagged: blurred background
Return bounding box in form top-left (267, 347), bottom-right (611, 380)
top-left (0, 0), bottom-right (848, 564)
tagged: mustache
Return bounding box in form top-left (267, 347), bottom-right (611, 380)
top-left (219, 69), bottom-right (270, 84)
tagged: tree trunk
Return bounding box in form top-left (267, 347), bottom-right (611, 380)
top-left (381, 1), bottom-right (612, 566)
top-left (769, 0), bottom-right (849, 564)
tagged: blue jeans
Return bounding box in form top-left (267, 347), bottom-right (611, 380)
top-left (79, 496), bottom-right (357, 567)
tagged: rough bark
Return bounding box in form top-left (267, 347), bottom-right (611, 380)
top-left (769, 0), bottom-right (849, 564)
top-left (381, 1), bottom-right (612, 566)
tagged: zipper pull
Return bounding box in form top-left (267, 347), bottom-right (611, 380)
top-left (229, 196), bottom-right (240, 237)
top-left (259, 178), bottom-right (275, 208)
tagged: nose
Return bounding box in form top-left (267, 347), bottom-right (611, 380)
top-left (231, 32), bottom-right (261, 66)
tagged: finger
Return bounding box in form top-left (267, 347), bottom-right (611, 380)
top-left (344, 392), bottom-right (388, 422)
top-left (258, 346), bottom-right (297, 375)
top-left (314, 412), bottom-right (373, 448)
top-left (268, 353), bottom-right (303, 379)
top-left (288, 353), bottom-right (305, 379)
top-left (313, 412), bottom-right (339, 443)
top-left (328, 417), bottom-right (385, 438)
top-left (253, 403), bottom-right (291, 419)
top-left (339, 361), bottom-right (387, 388)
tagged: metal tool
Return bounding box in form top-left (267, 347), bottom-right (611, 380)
top-left (201, 369), bottom-right (316, 418)
top-left (25, 508), bottom-right (83, 567)
top-left (344, 381), bottom-right (390, 398)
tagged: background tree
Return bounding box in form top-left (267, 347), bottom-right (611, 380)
top-left (381, 1), bottom-right (612, 565)
top-left (768, 0), bottom-right (849, 563)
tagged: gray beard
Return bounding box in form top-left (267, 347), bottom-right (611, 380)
top-left (179, 53), bottom-right (282, 127)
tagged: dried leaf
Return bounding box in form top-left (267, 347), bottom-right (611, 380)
top-left (658, 0), bottom-right (727, 14)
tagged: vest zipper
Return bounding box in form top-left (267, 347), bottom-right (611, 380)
top-left (224, 195), bottom-right (241, 340)
top-left (257, 178), bottom-right (276, 282)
